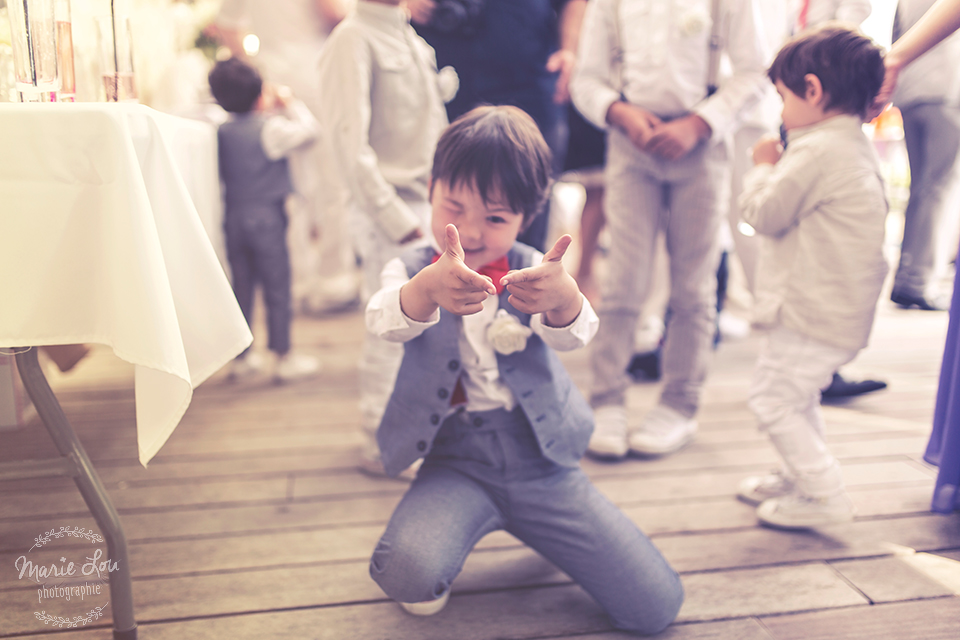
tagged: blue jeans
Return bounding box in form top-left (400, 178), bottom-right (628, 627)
top-left (370, 407), bottom-right (684, 635)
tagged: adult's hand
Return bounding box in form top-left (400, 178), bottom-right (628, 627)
top-left (606, 102), bottom-right (662, 151)
top-left (547, 49), bottom-right (577, 104)
top-left (405, 0), bottom-right (437, 26)
top-left (645, 115), bottom-right (711, 161)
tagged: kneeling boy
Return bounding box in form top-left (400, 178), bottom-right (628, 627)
top-left (365, 106), bottom-right (684, 634)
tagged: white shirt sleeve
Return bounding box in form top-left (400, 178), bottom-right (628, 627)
top-left (517, 251), bottom-right (600, 351)
top-left (365, 258), bottom-right (439, 342)
top-left (569, 0), bottom-right (622, 129)
top-left (260, 99), bottom-right (319, 160)
top-left (317, 28), bottom-right (423, 243)
top-left (365, 254), bottom-right (599, 350)
top-left (738, 143), bottom-right (819, 238)
top-left (693, 0), bottom-right (769, 141)
top-left (531, 294), bottom-right (600, 351)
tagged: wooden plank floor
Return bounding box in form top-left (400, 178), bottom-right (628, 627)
top-left (2, 292), bottom-right (960, 639)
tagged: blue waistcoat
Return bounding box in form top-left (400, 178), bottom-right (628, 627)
top-left (218, 113), bottom-right (293, 214)
top-left (377, 243), bottom-right (594, 477)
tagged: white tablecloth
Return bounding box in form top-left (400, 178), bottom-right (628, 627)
top-left (0, 102), bottom-right (252, 465)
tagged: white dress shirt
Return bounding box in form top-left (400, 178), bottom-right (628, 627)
top-left (317, 1), bottom-right (452, 243)
top-left (366, 253), bottom-right (599, 413)
top-left (739, 115), bottom-right (889, 352)
top-left (793, 0), bottom-right (872, 31)
top-left (216, 0), bottom-right (336, 89)
top-left (570, 0), bottom-right (768, 141)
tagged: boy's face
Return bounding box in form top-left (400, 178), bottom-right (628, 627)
top-left (776, 79), bottom-right (826, 132)
top-left (430, 179), bottom-right (524, 270)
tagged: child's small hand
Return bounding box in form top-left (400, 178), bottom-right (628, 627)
top-left (752, 136), bottom-right (783, 165)
top-left (500, 235), bottom-right (583, 327)
top-left (273, 84), bottom-right (293, 108)
top-left (400, 225), bottom-right (497, 321)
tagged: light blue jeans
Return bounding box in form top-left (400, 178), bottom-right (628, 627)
top-left (370, 407), bottom-right (684, 635)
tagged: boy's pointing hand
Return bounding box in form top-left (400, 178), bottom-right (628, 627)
top-left (400, 225), bottom-right (496, 320)
top-left (500, 234), bottom-right (583, 327)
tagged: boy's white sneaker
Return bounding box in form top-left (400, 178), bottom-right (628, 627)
top-left (273, 352), bottom-right (321, 384)
top-left (357, 449), bottom-right (420, 481)
top-left (628, 405), bottom-right (697, 456)
top-left (756, 492), bottom-right (856, 529)
top-left (737, 471), bottom-right (795, 506)
top-left (400, 589), bottom-right (450, 616)
top-left (587, 405), bottom-right (629, 459)
top-left (226, 352), bottom-right (265, 381)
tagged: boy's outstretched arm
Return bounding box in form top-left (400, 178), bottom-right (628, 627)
top-left (399, 224), bottom-right (497, 321)
top-left (500, 235), bottom-right (583, 328)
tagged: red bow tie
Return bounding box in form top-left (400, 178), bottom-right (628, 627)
top-left (432, 253), bottom-right (510, 295)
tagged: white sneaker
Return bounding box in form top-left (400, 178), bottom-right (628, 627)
top-left (226, 352), bottom-right (265, 382)
top-left (588, 405), bottom-right (629, 459)
top-left (400, 589), bottom-right (450, 616)
top-left (756, 491), bottom-right (856, 529)
top-left (628, 405), bottom-right (697, 456)
top-left (273, 352), bottom-right (321, 384)
top-left (737, 471), bottom-right (795, 506)
top-left (357, 450), bottom-right (421, 481)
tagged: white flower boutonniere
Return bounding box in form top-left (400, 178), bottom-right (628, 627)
top-left (487, 309), bottom-right (533, 355)
top-left (437, 65), bottom-right (459, 103)
top-left (679, 6), bottom-right (710, 37)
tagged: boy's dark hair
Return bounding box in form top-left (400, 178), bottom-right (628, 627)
top-left (208, 57), bottom-right (262, 114)
top-left (768, 23), bottom-right (884, 119)
top-left (431, 105), bottom-right (553, 227)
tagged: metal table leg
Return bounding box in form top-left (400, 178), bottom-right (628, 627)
top-left (13, 347), bottom-right (138, 640)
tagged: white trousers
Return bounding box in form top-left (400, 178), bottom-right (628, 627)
top-left (749, 326), bottom-right (857, 498)
top-left (590, 128), bottom-right (728, 416)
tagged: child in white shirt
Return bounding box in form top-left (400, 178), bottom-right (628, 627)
top-left (737, 24), bottom-right (888, 528)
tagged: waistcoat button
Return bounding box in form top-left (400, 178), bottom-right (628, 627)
top-left (438, 388), bottom-right (449, 399)
top-left (448, 360), bottom-right (459, 371)
top-left (430, 414), bottom-right (440, 425)
top-left (417, 441), bottom-right (427, 452)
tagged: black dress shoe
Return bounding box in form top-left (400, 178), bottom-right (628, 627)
top-left (627, 350), bottom-right (661, 382)
top-left (821, 373), bottom-right (887, 399)
top-left (890, 289), bottom-right (949, 311)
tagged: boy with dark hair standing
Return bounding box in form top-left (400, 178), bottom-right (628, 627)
top-left (209, 57), bottom-right (321, 383)
top-left (366, 106), bottom-right (684, 633)
top-left (737, 25), bottom-right (888, 528)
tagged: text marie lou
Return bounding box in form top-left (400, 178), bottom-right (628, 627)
top-left (14, 549), bottom-right (119, 583)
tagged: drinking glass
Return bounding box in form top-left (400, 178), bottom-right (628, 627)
top-left (5, 0), bottom-right (60, 102)
top-left (96, 14), bottom-right (137, 102)
top-left (54, 0), bottom-right (73, 101)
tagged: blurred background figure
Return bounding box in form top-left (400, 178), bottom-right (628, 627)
top-left (407, 0), bottom-right (588, 252)
top-left (889, 0), bottom-right (960, 311)
top-left (209, 57), bottom-right (322, 383)
top-left (212, 0), bottom-right (360, 317)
